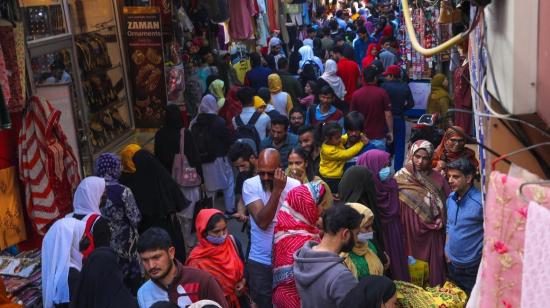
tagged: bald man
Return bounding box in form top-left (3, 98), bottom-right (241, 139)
top-left (242, 149), bottom-right (301, 307)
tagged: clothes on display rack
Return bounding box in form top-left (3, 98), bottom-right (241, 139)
top-left (228, 0), bottom-right (257, 41)
top-left (0, 167), bottom-right (27, 250)
top-left (453, 61), bottom-right (473, 135)
top-left (0, 25), bottom-right (24, 113)
top-left (18, 96), bottom-right (81, 235)
top-left (478, 172), bottom-right (550, 308)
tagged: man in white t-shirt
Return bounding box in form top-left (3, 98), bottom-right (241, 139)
top-left (242, 148), bottom-right (301, 307)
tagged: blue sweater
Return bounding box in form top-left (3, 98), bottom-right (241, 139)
top-left (445, 186), bottom-right (484, 267)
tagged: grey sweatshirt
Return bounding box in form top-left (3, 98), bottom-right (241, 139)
top-left (293, 241), bottom-right (358, 308)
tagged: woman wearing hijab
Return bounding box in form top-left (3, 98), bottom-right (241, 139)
top-left (357, 150), bottom-right (410, 281)
top-left (320, 59), bottom-right (346, 101)
top-left (218, 86), bottom-right (243, 136)
top-left (186, 209), bottom-right (246, 308)
top-left (126, 150), bottom-right (188, 261)
top-left (432, 126), bottom-right (479, 175)
top-left (298, 45), bottom-right (324, 75)
top-left (341, 203), bottom-right (384, 280)
top-left (395, 140), bottom-right (450, 287)
top-left (288, 40), bottom-right (303, 76)
top-left (208, 79), bottom-right (226, 109)
top-left (70, 247), bottom-right (138, 308)
top-left (361, 43), bottom-right (378, 69)
top-left (66, 176), bottom-right (111, 250)
top-left (268, 74), bottom-right (293, 116)
top-left (426, 74), bottom-right (452, 127)
top-left (94, 153), bottom-right (142, 292)
top-left (191, 95), bottom-right (235, 215)
top-left (119, 144), bottom-right (141, 188)
top-left (42, 218), bottom-right (85, 308)
top-left (339, 275), bottom-right (397, 308)
top-left (273, 181), bottom-right (333, 308)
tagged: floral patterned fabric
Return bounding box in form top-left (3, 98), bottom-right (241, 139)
top-left (396, 281), bottom-right (467, 308)
top-left (479, 172), bottom-right (550, 307)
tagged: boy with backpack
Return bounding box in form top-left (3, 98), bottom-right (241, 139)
top-left (233, 87), bottom-right (271, 142)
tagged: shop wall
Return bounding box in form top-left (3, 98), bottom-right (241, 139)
top-left (537, 0), bottom-right (550, 125)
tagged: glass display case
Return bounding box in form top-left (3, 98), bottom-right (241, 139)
top-left (20, 0), bottom-right (67, 41)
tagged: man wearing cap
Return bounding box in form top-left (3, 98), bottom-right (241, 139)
top-left (381, 65), bottom-right (414, 170)
top-left (350, 66), bottom-right (393, 151)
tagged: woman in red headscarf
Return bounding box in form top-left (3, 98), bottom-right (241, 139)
top-left (218, 85), bottom-right (242, 136)
top-left (361, 43), bottom-right (379, 69)
top-left (432, 126), bottom-right (479, 175)
top-left (186, 209), bottom-right (246, 307)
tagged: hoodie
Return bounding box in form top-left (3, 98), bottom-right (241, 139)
top-left (293, 241), bottom-right (358, 308)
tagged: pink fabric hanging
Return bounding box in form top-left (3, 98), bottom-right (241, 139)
top-left (480, 172), bottom-right (550, 307)
top-left (228, 0), bottom-right (257, 40)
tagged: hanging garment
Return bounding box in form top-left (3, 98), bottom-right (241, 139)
top-left (0, 88), bottom-right (10, 130)
top-left (13, 22), bottom-right (26, 104)
top-left (0, 26), bottom-right (24, 112)
top-left (479, 172), bottom-right (550, 307)
top-left (228, 0), bottom-right (257, 40)
top-left (267, 0), bottom-right (280, 33)
top-left (19, 96), bottom-right (80, 235)
top-left (520, 201), bottom-right (550, 306)
top-left (0, 166), bottom-right (27, 250)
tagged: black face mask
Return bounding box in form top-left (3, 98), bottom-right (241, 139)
top-left (341, 232), bottom-right (356, 253)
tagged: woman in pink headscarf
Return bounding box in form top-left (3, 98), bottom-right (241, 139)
top-left (357, 149), bottom-right (410, 282)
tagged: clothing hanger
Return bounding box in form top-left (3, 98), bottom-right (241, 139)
top-left (518, 180), bottom-right (550, 204)
top-left (491, 142), bottom-right (550, 171)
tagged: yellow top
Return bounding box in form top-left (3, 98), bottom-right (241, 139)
top-left (319, 135), bottom-right (364, 178)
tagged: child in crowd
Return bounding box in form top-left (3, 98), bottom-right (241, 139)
top-left (318, 121), bottom-right (369, 196)
top-left (300, 80), bottom-right (317, 109)
top-left (253, 96), bottom-right (267, 114)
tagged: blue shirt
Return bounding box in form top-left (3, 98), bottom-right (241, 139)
top-left (445, 186), bottom-right (484, 267)
top-left (245, 66), bottom-right (273, 91)
top-left (352, 37), bottom-right (370, 68)
top-left (260, 133), bottom-right (299, 168)
top-left (380, 80), bottom-right (415, 116)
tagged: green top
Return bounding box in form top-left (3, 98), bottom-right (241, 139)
top-left (349, 240), bottom-right (378, 280)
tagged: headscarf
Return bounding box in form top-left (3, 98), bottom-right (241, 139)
top-left (382, 24), bottom-right (394, 38)
top-left (320, 59), bottom-right (346, 100)
top-left (303, 38), bottom-right (314, 48)
top-left (253, 96), bottom-right (267, 109)
top-left (298, 45), bottom-right (316, 68)
top-left (268, 74), bottom-right (283, 94)
top-left (218, 85), bottom-right (242, 132)
top-left (120, 144), bottom-right (141, 173)
top-left (71, 176), bottom-right (105, 216)
top-left (186, 209), bottom-right (244, 307)
top-left (42, 218), bottom-right (85, 307)
top-left (273, 181), bottom-right (333, 308)
top-left (94, 153), bottom-right (122, 185)
top-left (69, 247), bottom-right (137, 308)
top-left (342, 203), bottom-right (384, 278)
top-left (395, 140), bottom-right (446, 224)
top-left (339, 166), bottom-right (386, 262)
top-left (357, 150), bottom-right (400, 224)
top-left (129, 150), bottom-right (188, 216)
top-left (269, 36), bottom-right (282, 48)
top-left (208, 79), bottom-right (226, 108)
top-left (432, 126), bottom-right (479, 169)
top-left (430, 73), bottom-right (450, 101)
top-left (187, 300), bottom-right (223, 308)
top-left (339, 275), bottom-right (396, 308)
top-left (198, 94), bottom-right (219, 114)
top-left (362, 43), bottom-right (378, 67)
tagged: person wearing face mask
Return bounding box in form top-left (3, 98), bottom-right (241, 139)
top-left (394, 140), bottom-right (450, 287)
top-left (293, 204), bottom-right (364, 308)
top-left (341, 202), bottom-right (385, 280)
top-left (357, 150), bottom-right (410, 281)
top-left (273, 181), bottom-right (333, 308)
top-left (186, 209), bottom-right (247, 307)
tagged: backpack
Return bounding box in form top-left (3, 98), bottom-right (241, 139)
top-left (235, 112), bottom-right (262, 149)
top-left (304, 60), bottom-right (321, 79)
top-left (191, 122), bottom-right (218, 163)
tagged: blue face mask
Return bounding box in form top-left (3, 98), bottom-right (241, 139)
top-left (379, 167), bottom-right (392, 182)
top-left (206, 234), bottom-right (227, 245)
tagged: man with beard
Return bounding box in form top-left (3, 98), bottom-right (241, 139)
top-left (136, 228), bottom-right (228, 307)
top-left (297, 125), bottom-right (320, 179)
top-left (293, 204), bottom-right (363, 308)
top-left (343, 111), bottom-right (376, 171)
top-left (288, 108), bottom-right (305, 135)
top-left (242, 148), bottom-right (301, 307)
top-left (228, 141), bottom-right (258, 222)
top-left (260, 115), bottom-right (298, 169)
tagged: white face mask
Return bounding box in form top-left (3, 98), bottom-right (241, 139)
top-left (357, 232), bottom-right (374, 243)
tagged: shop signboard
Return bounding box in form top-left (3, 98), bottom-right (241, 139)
top-left (123, 6), bottom-right (167, 128)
